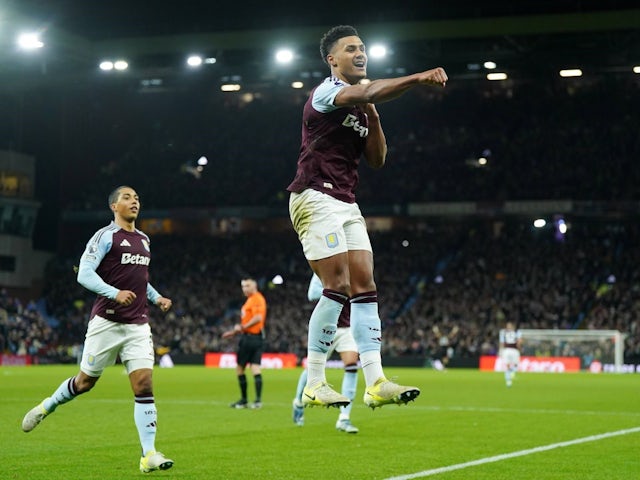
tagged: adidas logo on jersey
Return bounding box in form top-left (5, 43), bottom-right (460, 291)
top-left (120, 239), bottom-right (132, 247)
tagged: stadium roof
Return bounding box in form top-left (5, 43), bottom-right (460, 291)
top-left (2, 1), bottom-right (639, 92)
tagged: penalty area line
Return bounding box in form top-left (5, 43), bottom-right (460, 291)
top-left (383, 426), bottom-right (640, 480)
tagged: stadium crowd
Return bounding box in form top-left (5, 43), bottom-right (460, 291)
top-left (59, 76), bottom-right (639, 211)
top-left (4, 219), bottom-right (639, 368)
top-left (2, 77), bottom-right (640, 368)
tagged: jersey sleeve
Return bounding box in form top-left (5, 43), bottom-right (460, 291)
top-left (311, 79), bottom-right (346, 113)
top-left (77, 228), bottom-right (119, 300)
top-left (146, 283), bottom-right (161, 304)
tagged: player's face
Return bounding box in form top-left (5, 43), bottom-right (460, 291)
top-left (112, 187), bottom-right (140, 223)
top-left (328, 35), bottom-right (367, 83)
top-left (241, 280), bottom-right (257, 297)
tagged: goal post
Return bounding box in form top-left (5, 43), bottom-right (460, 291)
top-left (519, 329), bottom-right (626, 373)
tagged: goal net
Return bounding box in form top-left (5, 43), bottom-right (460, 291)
top-left (519, 329), bottom-right (626, 373)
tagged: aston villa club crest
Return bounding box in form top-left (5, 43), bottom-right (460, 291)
top-left (325, 233), bottom-right (339, 248)
top-left (141, 239), bottom-right (150, 252)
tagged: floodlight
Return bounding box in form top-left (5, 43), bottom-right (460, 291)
top-left (17, 32), bottom-right (43, 50)
top-left (487, 72), bottom-right (507, 81)
top-left (114, 60), bottom-right (128, 71)
top-left (368, 44), bottom-right (387, 59)
top-left (275, 49), bottom-right (294, 64)
top-left (187, 55), bottom-right (203, 67)
top-left (99, 61), bottom-right (114, 71)
top-left (558, 221), bottom-right (567, 234)
top-left (559, 69), bottom-right (582, 77)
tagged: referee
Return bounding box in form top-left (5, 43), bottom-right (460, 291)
top-left (222, 277), bottom-right (267, 409)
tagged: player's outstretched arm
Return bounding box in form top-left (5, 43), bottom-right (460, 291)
top-left (335, 67), bottom-right (448, 106)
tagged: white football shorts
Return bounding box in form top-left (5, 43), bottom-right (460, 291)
top-left (80, 315), bottom-right (155, 376)
top-left (289, 188), bottom-right (372, 261)
top-left (501, 347), bottom-right (521, 368)
top-left (327, 327), bottom-right (358, 356)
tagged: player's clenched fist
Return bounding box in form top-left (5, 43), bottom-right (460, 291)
top-left (115, 290), bottom-right (137, 306)
top-left (418, 67), bottom-right (447, 87)
top-left (156, 297), bottom-right (172, 312)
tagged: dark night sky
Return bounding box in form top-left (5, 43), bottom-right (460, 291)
top-left (10, 0), bottom-right (639, 39)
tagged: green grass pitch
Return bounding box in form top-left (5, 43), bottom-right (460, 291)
top-left (3, 365), bottom-right (638, 479)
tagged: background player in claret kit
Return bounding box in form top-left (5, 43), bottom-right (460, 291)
top-left (287, 24), bottom-right (448, 409)
top-left (222, 277), bottom-right (267, 409)
top-left (21, 185), bottom-right (174, 474)
top-left (499, 321), bottom-right (523, 387)
top-left (431, 323), bottom-right (459, 371)
top-left (292, 273), bottom-right (359, 433)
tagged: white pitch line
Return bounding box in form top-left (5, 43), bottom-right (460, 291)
top-left (383, 426), bottom-right (640, 480)
top-left (421, 405), bottom-right (640, 418)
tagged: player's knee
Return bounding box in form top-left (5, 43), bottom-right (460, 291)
top-left (134, 384), bottom-right (153, 397)
top-left (351, 278), bottom-right (376, 294)
top-left (132, 375), bottom-right (153, 396)
top-left (323, 279), bottom-right (350, 296)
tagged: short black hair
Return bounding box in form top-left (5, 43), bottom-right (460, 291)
top-left (320, 25), bottom-right (359, 66)
top-left (108, 185), bottom-right (133, 207)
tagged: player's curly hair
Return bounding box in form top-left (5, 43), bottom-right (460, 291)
top-left (320, 25), bottom-right (359, 66)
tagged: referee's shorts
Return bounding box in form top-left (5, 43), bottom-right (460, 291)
top-left (237, 332), bottom-right (264, 366)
